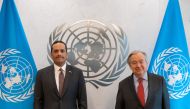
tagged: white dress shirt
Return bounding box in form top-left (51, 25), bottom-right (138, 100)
top-left (54, 63), bottom-right (66, 91)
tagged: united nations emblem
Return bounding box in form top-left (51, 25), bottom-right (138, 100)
top-left (151, 47), bottom-right (190, 99)
top-left (47, 20), bottom-right (129, 88)
top-left (0, 49), bottom-right (34, 102)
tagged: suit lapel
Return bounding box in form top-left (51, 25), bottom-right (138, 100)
top-left (128, 75), bottom-right (143, 107)
top-left (129, 74), bottom-right (146, 107)
top-left (62, 65), bottom-right (72, 96)
top-left (49, 65), bottom-right (60, 97)
top-left (145, 73), bottom-right (153, 107)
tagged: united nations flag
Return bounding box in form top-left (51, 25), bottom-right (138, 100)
top-left (148, 0), bottom-right (190, 109)
top-left (0, 0), bottom-right (37, 109)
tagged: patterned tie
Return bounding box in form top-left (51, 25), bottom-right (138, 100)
top-left (59, 68), bottom-right (64, 95)
top-left (137, 78), bottom-right (145, 107)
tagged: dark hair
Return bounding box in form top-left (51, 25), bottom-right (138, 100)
top-left (51, 41), bottom-right (67, 53)
top-left (127, 50), bottom-right (147, 64)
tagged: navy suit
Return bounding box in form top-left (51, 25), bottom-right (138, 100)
top-left (34, 65), bottom-right (87, 109)
top-left (115, 73), bottom-right (170, 109)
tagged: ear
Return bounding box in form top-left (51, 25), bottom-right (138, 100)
top-left (50, 53), bottom-right (53, 59)
top-left (128, 64), bottom-right (132, 70)
top-left (66, 53), bottom-right (68, 59)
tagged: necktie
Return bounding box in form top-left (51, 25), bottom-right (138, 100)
top-left (59, 68), bottom-right (64, 95)
top-left (137, 78), bottom-right (145, 106)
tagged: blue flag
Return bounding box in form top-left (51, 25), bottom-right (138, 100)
top-left (148, 0), bottom-right (190, 109)
top-left (0, 0), bottom-right (37, 109)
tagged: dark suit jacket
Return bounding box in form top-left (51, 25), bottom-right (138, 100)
top-left (115, 73), bottom-right (170, 109)
top-left (34, 65), bottom-right (87, 109)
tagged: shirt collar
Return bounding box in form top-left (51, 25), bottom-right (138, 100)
top-left (133, 72), bottom-right (148, 82)
top-left (54, 63), bottom-right (66, 72)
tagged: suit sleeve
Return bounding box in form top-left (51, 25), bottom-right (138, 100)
top-left (115, 83), bottom-right (124, 109)
top-left (162, 77), bottom-right (170, 109)
top-left (77, 70), bottom-right (87, 109)
top-left (34, 71), bottom-right (44, 109)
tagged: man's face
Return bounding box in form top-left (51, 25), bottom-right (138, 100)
top-left (128, 52), bottom-right (147, 78)
top-left (51, 43), bottom-right (68, 67)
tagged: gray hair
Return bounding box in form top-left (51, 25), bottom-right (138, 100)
top-left (127, 50), bottom-right (147, 64)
